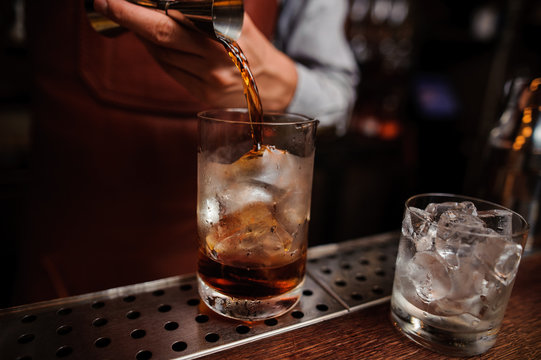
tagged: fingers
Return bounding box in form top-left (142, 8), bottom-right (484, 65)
top-left (93, 0), bottom-right (215, 55)
top-left (146, 44), bottom-right (242, 89)
top-left (92, 0), bottom-right (246, 107)
top-left (139, 36), bottom-right (232, 78)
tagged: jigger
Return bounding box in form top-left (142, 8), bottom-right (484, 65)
top-left (84, 0), bottom-right (244, 41)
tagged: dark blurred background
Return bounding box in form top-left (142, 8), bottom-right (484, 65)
top-left (0, 0), bottom-right (540, 308)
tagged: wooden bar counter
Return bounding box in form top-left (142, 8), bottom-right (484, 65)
top-left (202, 252), bottom-right (541, 360)
top-left (1, 236), bottom-right (539, 360)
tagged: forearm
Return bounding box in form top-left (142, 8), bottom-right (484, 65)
top-left (289, 64), bottom-right (357, 134)
top-left (276, 0), bottom-right (359, 134)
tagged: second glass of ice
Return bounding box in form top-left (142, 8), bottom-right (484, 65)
top-left (391, 193), bottom-right (529, 356)
top-left (196, 109), bottom-right (318, 321)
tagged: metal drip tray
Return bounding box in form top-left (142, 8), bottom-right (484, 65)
top-left (0, 232), bottom-right (399, 360)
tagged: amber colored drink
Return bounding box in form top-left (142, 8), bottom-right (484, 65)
top-left (219, 38), bottom-right (264, 148)
top-left (198, 249), bottom-right (306, 299)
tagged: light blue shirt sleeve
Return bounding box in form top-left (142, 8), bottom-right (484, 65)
top-left (275, 0), bottom-right (360, 135)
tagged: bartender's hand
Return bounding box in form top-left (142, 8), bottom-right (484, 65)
top-left (93, 0), bottom-right (297, 111)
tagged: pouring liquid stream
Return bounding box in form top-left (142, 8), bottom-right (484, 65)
top-left (218, 37), bottom-right (264, 151)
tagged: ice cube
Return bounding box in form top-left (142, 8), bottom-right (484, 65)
top-left (229, 145), bottom-right (299, 190)
top-left (435, 236), bottom-right (460, 268)
top-left (198, 197), bottom-right (221, 234)
top-left (217, 180), bottom-right (276, 214)
top-left (447, 260), bottom-right (485, 300)
top-left (436, 209), bottom-right (490, 245)
top-left (404, 207), bottom-right (432, 235)
top-left (425, 201), bottom-right (478, 221)
top-left (474, 236), bottom-right (523, 285)
top-left (416, 235), bottom-right (435, 252)
top-left (478, 209), bottom-right (514, 235)
top-left (205, 202), bottom-right (295, 267)
top-left (403, 207), bottom-right (436, 251)
top-left (408, 252), bottom-right (452, 303)
top-left (395, 235), bottom-right (416, 272)
top-left (275, 187), bottom-right (310, 233)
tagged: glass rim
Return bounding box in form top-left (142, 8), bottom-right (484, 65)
top-left (197, 108), bottom-right (319, 126)
top-left (405, 192), bottom-right (530, 237)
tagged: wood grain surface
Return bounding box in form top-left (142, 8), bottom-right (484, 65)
top-left (202, 252), bottom-right (541, 360)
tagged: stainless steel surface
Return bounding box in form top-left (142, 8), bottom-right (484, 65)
top-left (0, 232), bottom-right (399, 360)
top-left (84, 0), bottom-right (244, 41)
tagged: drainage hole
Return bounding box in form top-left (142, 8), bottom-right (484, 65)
top-left (372, 285), bottom-right (384, 295)
top-left (158, 304), bottom-right (172, 313)
top-left (205, 333), bottom-right (220, 343)
top-left (94, 337), bottom-right (111, 348)
top-left (136, 350), bottom-right (152, 360)
top-left (57, 308), bottom-right (72, 316)
top-left (291, 311), bottom-right (304, 319)
top-left (187, 298), bottom-right (200, 306)
top-left (55, 346), bottom-right (72, 358)
top-left (17, 334), bottom-right (35, 344)
top-left (92, 301), bottom-right (105, 309)
top-left (302, 289), bottom-right (313, 296)
top-left (321, 267), bottom-right (331, 274)
top-left (195, 314), bottom-right (209, 323)
top-left (378, 254), bottom-right (388, 262)
top-left (21, 315), bottom-right (36, 323)
top-left (56, 325), bottom-right (72, 336)
top-left (316, 304), bottom-right (329, 312)
top-left (164, 321), bottom-right (179, 331)
top-left (359, 259), bottom-right (370, 265)
top-left (334, 279), bottom-right (347, 287)
top-left (375, 268), bottom-right (386, 276)
top-left (180, 284), bottom-right (192, 291)
top-left (355, 274), bottom-right (367, 281)
top-left (340, 263), bottom-right (351, 270)
top-left (123, 295), bottom-right (136, 303)
top-left (236, 325), bottom-right (250, 334)
top-left (152, 289), bottom-right (165, 297)
top-left (264, 318), bottom-right (278, 326)
top-left (351, 292), bottom-right (364, 301)
top-left (172, 341), bottom-right (187, 352)
top-left (131, 329), bottom-right (146, 339)
top-left (126, 311), bottom-right (141, 320)
top-left (92, 318), bottom-right (108, 327)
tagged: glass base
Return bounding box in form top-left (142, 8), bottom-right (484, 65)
top-left (390, 307), bottom-right (499, 357)
top-left (197, 275), bottom-right (303, 321)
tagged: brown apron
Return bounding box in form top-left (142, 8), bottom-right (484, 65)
top-left (16, 0), bottom-right (277, 304)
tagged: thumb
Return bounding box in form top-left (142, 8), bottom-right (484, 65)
top-left (93, 0), bottom-right (109, 14)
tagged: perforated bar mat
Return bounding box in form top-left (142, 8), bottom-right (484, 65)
top-left (0, 232), bottom-right (399, 360)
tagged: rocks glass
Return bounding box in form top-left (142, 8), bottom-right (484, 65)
top-left (391, 193), bottom-right (529, 356)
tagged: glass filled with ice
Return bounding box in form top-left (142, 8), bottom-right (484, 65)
top-left (196, 109), bottom-right (318, 321)
top-left (391, 193), bottom-right (529, 356)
